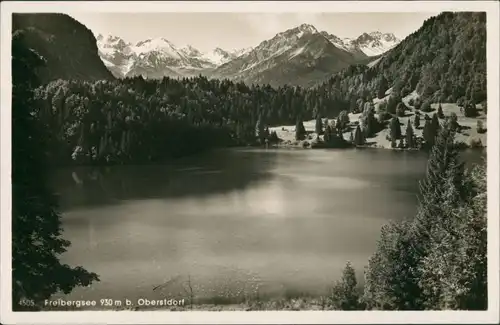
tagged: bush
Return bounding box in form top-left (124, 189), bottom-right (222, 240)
top-left (414, 98), bottom-right (422, 110)
top-left (377, 101), bottom-right (387, 114)
top-left (421, 100), bottom-right (432, 112)
top-left (464, 101), bottom-right (478, 117)
top-left (337, 110), bottom-right (350, 131)
top-left (378, 111), bottom-right (391, 123)
top-left (481, 101), bottom-right (487, 114)
top-left (269, 131), bottom-right (280, 143)
top-left (476, 120), bottom-right (486, 134)
top-left (449, 112), bottom-right (460, 131)
top-left (396, 103), bottom-right (406, 117)
top-left (469, 138), bottom-right (483, 148)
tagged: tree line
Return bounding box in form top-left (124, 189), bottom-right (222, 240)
top-left (33, 74), bottom-right (357, 165)
top-left (35, 73), bottom-right (461, 166)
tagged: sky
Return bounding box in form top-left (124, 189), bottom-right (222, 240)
top-left (69, 12), bottom-right (439, 52)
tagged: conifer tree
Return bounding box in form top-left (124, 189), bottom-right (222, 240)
top-left (391, 137), bottom-right (397, 148)
top-left (431, 113), bottom-right (440, 133)
top-left (413, 114), bottom-right (421, 129)
top-left (422, 118), bottom-right (434, 147)
top-left (396, 102), bottom-right (406, 117)
top-left (390, 117), bottom-right (402, 141)
top-left (437, 103), bottom-right (445, 118)
top-left (295, 117), bottom-right (306, 141)
top-left (416, 121), bottom-right (462, 233)
top-left (449, 112), bottom-right (460, 131)
top-left (378, 75), bottom-right (388, 99)
top-left (329, 262), bottom-right (362, 310)
top-left (410, 121), bottom-right (470, 306)
top-left (363, 220), bottom-right (422, 310)
top-left (315, 114), bottom-right (323, 135)
top-left (362, 110), bottom-right (378, 138)
top-left (406, 120), bottom-right (415, 149)
top-left (417, 161), bottom-right (486, 310)
top-left (354, 125), bottom-right (364, 146)
top-left (324, 125), bottom-right (331, 143)
top-left (363, 122), bottom-right (475, 311)
top-left (255, 114), bottom-right (265, 143)
top-left (337, 110), bottom-right (349, 132)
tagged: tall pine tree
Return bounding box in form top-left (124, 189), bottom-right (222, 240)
top-left (295, 117), bottom-right (306, 141)
top-left (329, 262), bottom-right (362, 310)
top-left (315, 114), bottom-right (323, 135)
top-left (405, 120), bottom-right (415, 149)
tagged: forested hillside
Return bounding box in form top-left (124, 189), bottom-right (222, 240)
top-left (34, 76), bottom-right (349, 165)
top-left (324, 12), bottom-right (486, 104)
top-left (12, 13), bottom-right (114, 83)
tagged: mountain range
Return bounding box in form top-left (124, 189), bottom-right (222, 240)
top-left (96, 34), bottom-right (253, 79)
top-left (96, 24), bottom-right (400, 87)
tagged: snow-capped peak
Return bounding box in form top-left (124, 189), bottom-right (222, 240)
top-left (95, 33), bottom-right (256, 78)
top-left (350, 31), bottom-right (400, 56)
top-left (297, 23), bottom-right (318, 34)
top-left (287, 23), bottom-right (318, 37)
top-left (181, 44), bottom-right (202, 57)
top-left (202, 47), bottom-right (253, 65)
top-left (368, 31), bottom-right (383, 38)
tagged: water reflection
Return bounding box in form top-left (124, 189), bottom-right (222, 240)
top-left (52, 148), bottom-right (484, 304)
top-left (52, 149), bottom-right (279, 210)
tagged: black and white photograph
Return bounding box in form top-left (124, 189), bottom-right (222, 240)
top-left (1, 1), bottom-right (499, 324)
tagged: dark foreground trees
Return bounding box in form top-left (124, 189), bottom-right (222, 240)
top-left (361, 121), bottom-right (487, 310)
top-left (12, 31), bottom-right (99, 310)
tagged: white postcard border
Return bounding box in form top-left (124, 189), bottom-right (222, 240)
top-left (1, 1), bottom-right (499, 324)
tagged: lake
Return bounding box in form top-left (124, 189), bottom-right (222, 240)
top-left (51, 148), bottom-right (484, 307)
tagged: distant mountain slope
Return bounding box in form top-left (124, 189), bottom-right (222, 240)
top-left (326, 12), bottom-right (486, 104)
top-left (93, 23), bottom-right (399, 86)
top-left (96, 34), bottom-right (252, 79)
top-left (211, 24), bottom-right (366, 87)
top-left (12, 13), bottom-right (114, 84)
top-left (320, 31), bottom-right (399, 58)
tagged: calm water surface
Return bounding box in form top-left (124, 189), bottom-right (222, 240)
top-left (51, 148), bottom-right (483, 304)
